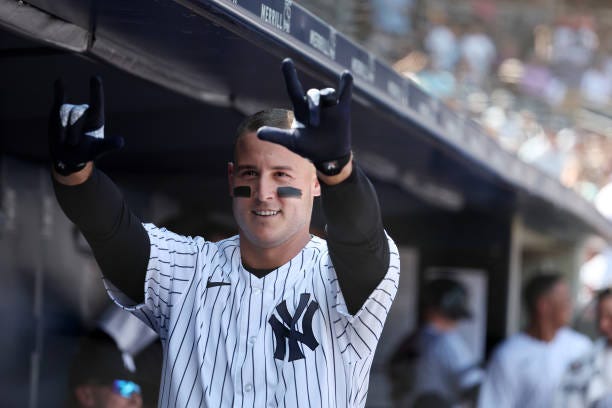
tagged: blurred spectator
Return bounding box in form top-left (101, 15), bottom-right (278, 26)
top-left (68, 329), bottom-right (143, 408)
top-left (517, 127), bottom-right (577, 181)
top-left (459, 20), bottom-right (496, 87)
top-left (485, 108), bottom-right (526, 152)
top-left (470, 0), bottom-right (497, 24)
top-left (556, 128), bottom-right (580, 187)
top-left (371, 0), bottom-right (414, 37)
top-left (519, 53), bottom-right (554, 99)
top-left (389, 278), bottom-right (483, 407)
top-left (556, 289), bottom-right (612, 407)
top-left (424, 9), bottom-right (459, 72)
top-left (580, 55), bottom-right (612, 107)
top-left (517, 127), bottom-right (560, 176)
top-left (369, 0), bottom-right (416, 60)
top-left (552, 15), bottom-right (598, 87)
top-left (478, 273), bottom-right (591, 408)
top-left (578, 183), bottom-right (612, 309)
top-left (517, 54), bottom-right (568, 108)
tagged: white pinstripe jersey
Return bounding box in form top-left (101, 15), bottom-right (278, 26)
top-left (106, 223), bottom-right (400, 408)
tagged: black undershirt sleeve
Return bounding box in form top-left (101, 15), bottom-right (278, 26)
top-left (52, 168), bottom-right (149, 303)
top-left (320, 162), bottom-right (390, 315)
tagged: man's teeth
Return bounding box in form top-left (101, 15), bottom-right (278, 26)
top-left (254, 210), bottom-right (280, 216)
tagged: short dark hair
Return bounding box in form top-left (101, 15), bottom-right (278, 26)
top-left (235, 108), bottom-right (293, 140)
top-left (523, 272), bottom-right (564, 316)
top-left (233, 109), bottom-right (294, 162)
top-left (69, 329), bottom-right (136, 386)
top-left (422, 277), bottom-right (471, 321)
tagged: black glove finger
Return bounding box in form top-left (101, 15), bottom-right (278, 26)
top-left (337, 71), bottom-right (353, 107)
top-left (88, 75), bottom-right (105, 127)
top-left (281, 58), bottom-right (308, 121)
top-left (319, 88), bottom-right (338, 107)
top-left (306, 89), bottom-right (321, 127)
top-left (257, 126), bottom-right (298, 151)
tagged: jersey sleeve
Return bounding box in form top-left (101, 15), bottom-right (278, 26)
top-left (104, 223), bottom-right (204, 339)
top-left (330, 233), bottom-right (400, 361)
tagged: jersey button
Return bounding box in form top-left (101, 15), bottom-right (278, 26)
top-left (253, 287), bottom-right (262, 294)
top-left (248, 336), bottom-right (257, 345)
top-left (244, 384), bottom-right (253, 393)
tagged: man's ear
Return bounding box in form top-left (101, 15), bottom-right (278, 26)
top-left (228, 162), bottom-right (235, 197)
top-left (313, 173), bottom-right (321, 197)
top-left (75, 385), bottom-right (96, 407)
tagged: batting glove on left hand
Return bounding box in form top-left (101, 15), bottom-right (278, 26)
top-left (49, 76), bottom-right (124, 176)
top-left (257, 58), bottom-right (353, 176)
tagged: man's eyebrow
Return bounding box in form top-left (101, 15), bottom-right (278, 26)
top-left (236, 165), bottom-right (295, 171)
top-left (271, 165), bottom-right (294, 171)
top-left (236, 164), bottom-right (257, 171)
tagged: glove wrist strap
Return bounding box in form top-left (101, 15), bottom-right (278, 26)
top-left (53, 160), bottom-right (87, 176)
top-left (315, 153), bottom-right (351, 176)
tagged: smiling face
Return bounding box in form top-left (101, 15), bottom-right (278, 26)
top-left (229, 131), bottom-right (320, 255)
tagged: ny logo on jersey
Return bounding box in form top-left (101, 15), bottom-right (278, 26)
top-left (268, 293), bottom-right (319, 361)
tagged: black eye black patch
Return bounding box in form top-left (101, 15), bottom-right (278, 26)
top-left (233, 186), bottom-right (251, 197)
top-left (277, 186), bottom-right (302, 198)
top-left (233, 186), bottom-right (302, 198)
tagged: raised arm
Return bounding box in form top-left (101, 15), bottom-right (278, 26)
top-left (50, 77), bottom-right (149, 303)
top-left (258, 59), bottom-right (389, 314)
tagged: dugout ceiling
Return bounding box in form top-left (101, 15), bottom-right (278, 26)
top-left (0, 0), bottom-right (610, 242)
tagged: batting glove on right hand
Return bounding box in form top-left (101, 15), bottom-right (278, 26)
top-left (49, 76), bottom-right (124, 176)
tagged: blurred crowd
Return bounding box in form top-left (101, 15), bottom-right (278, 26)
top-left (368, 0), bottom-right (612, 205)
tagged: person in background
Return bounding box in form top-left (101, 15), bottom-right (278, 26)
top-left (68, 329), bottom-right (143, 408)
top-left (458, 19), bottom-right (496, 87)
top-left (424, 8), bottom-right (458, 72)
top-left (478, 272), bottom-right (591, 408)
top-left (556, 288), bottom-right (612, 407)
top-left (390, 277), bottom-right (483, 407)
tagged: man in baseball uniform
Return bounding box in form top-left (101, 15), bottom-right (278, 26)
top-left (50, 59), bottom-right (400, 407)
top-left (555, 288), bottom-right (612, 407)
top-left (478, 273), bottom-right (591, 408)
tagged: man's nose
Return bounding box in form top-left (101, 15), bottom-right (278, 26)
top-left (254, 177), bottom-right (276, 201)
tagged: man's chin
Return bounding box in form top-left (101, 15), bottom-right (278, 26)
top-left (240, 230), bottom-right (287, 249)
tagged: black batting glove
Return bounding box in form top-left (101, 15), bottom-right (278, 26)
top-left (49, 76), bottom-right (124, 176)
top-left (257, 58), bottom-right (353, 176)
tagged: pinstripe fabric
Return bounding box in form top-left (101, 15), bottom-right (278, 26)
top-left (105, 223), bottom-right (400, 407)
